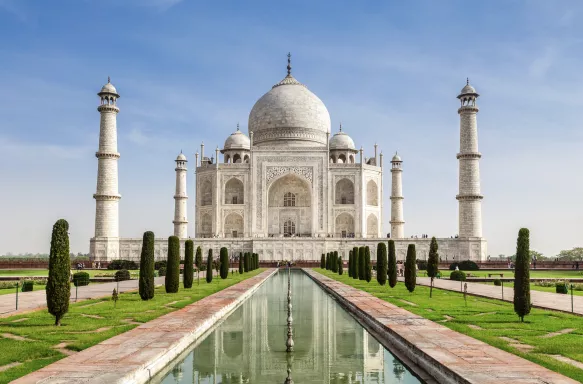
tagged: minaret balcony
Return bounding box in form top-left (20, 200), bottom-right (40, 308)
top-left (93, 193), bottom-right (121, 201)
top-left (457, 106), bottom-right (479, 113)
top-left (96, 152), bottom-right (120, 159)
top-left (97, 105), bottom-right (119, 113)
top-left (456, 152), bottom-right (481, 160)
top-left (456, 194), bottom-right (483, 201)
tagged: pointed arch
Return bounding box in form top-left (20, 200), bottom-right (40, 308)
top-left (366, 180), bottom-right (378, 206)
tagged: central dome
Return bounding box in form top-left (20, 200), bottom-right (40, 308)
top-left (248, 72), bottom-right (331, 147)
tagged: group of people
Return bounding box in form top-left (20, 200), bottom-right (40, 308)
top-left (395, 261), bottom-right (419, 277)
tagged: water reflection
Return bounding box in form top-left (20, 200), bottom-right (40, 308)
top-left (156, 271), bottom-right (420, 384)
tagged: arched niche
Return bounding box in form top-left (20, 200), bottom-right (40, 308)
top-left (335, 178), bottom-right (354, 204)
top-left (224, 178), bottom-right (244, 204)
top-left (201, 179), bottom-right (213, 206)
top-left (335, 212), bottom-right (354, 238)
top-left (200, 213), bottom-right (212, 236)
top-left (366, 180), bottom-right (378, 206)
top-left (367, 213), bottom-right (378, 238)
top-left (267, 174), bottom-right (311, 236)
top-left (224, 212), bottom-right (243, 238)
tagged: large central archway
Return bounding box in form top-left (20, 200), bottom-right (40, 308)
top-left (267, 174), bottom-right (312, 237)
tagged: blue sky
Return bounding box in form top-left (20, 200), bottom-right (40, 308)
top-left (0, 0), bottom-right (582, 257)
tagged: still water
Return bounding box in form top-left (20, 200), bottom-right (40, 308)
top-left (155, 270), bottom-right (421, 383)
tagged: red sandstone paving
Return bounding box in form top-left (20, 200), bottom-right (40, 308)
top-left (12, 269), bottom-right (275, 384)
top-left (305, 269), bottom-right (579, 384)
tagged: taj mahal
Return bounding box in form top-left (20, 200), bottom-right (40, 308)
top-left (90, 55), bottom-right (486, 262)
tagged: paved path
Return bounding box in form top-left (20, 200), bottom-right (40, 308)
top-left (307, 269), bottom-right (578, 384)
top-left (0, 277), bottom-right (166, 318)
top-left (413, 277), bottom-right (583, 315)
top-left (13, 269), bottom-right (276, 384)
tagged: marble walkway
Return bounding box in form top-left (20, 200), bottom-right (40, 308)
top-left (0, 277), bottom-right (168, 318)
top-left (306, 269), bottom-right (578, 384)
top-left (12, 269), bottom-right (275, 384)
top-left (413, 276), bottom-right (583, 315)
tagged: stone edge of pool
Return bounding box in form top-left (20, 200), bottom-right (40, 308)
top-left (303, 268), bottom-right (579, 384)
top-left (11, 269), bottom-right (277, 384)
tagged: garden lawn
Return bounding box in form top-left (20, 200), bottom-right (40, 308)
top-left (479, 280), bottom-right (583, 297)
top-left (0, 269), bottom-right (140, 277)
top-left (316, 268), bottom-right (583, 383)
top-left (0, 269), bottom-right (263, 383)
top-left (0, 285), bottom-right (47, 296)
top-left (441, 269), bottom-right (583, 279)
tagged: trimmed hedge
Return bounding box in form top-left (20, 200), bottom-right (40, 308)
top-left (47, 219), bottom-right (70, 326)
top-left (376, 243), bottom-right (387, 286)
top-left (21, 280), bottom-right (34, 292)
top-left (139, 231), bottom-right (155, 300)
top-left (184, 239), bottom-right (194, 289)
top-left (154, 260), bottom-right (167, 270)
top-left (338, 257), bottom-right (343, 275)
top-left (494, 279), bottom-right (502, 286)
top-left (449, 260), bottom-right (479, 271)
top-left (364, 246), bottom-right (371, 282)
top-left (450, 270), bottom-right (466, 281)
top-left (195, 246), bottom-right (203, 271)
top-left (206, 249), bottom-right (213, 283)
top-left (108, 259), bottom-right (138, 270)
top-left (165, 236), bottom-right (180, 293)
top-left (158, 266), bottom-right (167, 276)
top-left (220, 247), bottom-right (229, 279)
top-left (556, 282), bottom-right (568, 294)
top-left (388, 240), bottom-right (397, 288)
top-left (514, 228), bottom-right (531, 322)
top-left (358, 247), bottom-right (365, 281)
top-left (353, 247), bottom-right (360, 280)
top-left (321, 254), bottom-right (325, 269)
top-left (72, 272), bottom-right (90, 287)
top-left (348, 250), bottom-right (353, 278)
top-left (404, 244), bottom-right (416, 292)
top-left (115, 269), bottom-right (131, 282)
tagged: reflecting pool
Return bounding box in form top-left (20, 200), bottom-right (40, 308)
top-left (155, 270), bottom-right (421, 383)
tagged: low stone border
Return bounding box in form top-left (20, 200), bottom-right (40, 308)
top-left (304, 269), bottom-right (578, 384)
top-left (12, 269), bottom-right (276, 384)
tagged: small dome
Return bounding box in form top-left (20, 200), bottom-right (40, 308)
top-left (98, 77), bottom-right (119, 97)
top-left (391, 152), bottom-right (402, 162)
top-left (224, 127), bottom-right (250, 150)
top-left (458, 78), bottom-right (478, 97)
top-left (329, 126), bottom-right (355, 150)
top-left (176, 152), bottom-right (187, 161)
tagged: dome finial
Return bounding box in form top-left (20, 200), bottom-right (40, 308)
top-left (339, 122), bottom-right (342, 132)
top-left (108, 76), bottom-right (111, 84)
top-left (287, 52), bottom-right (292, 76)
top-left (236, 122), bottom-right (240, 131)
top-left (466, 77), bottom-right (469, 85)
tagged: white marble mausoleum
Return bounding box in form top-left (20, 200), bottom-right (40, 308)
top-left (90, 56), bottom-right (487, 262)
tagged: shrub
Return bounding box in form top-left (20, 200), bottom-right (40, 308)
top-left (115, 269), bottom-right (131, 282)
top-left (321, 254), bottom-right (325, 269)
top-left (220, 247), bottom-right (229, 279)
top-left (158, 266), bottom-right (167, 276)
top-left (325, 253), bottom-right (330, 270)
top-left (450, 270), bottom-right (466, 281)
top-left (72, 272), bottom-right (90, 287)
top-left (376, 243), bottom-right (387, 286)
top-left (239, 253), bottom-right (244, 274)
top-left (404, 244), bottom-right (416, 292)
top-left (139, 231), bottom-right (155, 300)
top-left (154, 260), bottom-right (167, 270)
top-left (494, 279), bottom-right (502, 286)
top-left (243, 252), bottom-right (249, 272)
top-left (206, 249), bottom-right (213, 283)
top-left (348, 250), bottom-right (353, 278)
top-left (47, 219), bottom-right (70, 326)
top-left (417, 260), bottom-right (428, 270)
top-left (364, 247), bottom-right (371, 282)
top-left (338, 257), bottom-right (343, 275)
top-left (183, 239), bottom-right (194, 289)
top-left (427, 237), bottom-right (439, 298)
top-left (388, 240), bottom-right (397, 288)
top-left (358, 247), bottom-right (365, 281)
top-left (353, 247), bottom-right (360, 280)
top-left (449, 260), bottom-right (479, 271)
top-left (195, 246), bottom-right (203, 271)
top-left (514, 228), bottom-right (531, 322)
top-left (21, 280), bottom-right (34, 292)
top-left (332, 251), bottom-right (338, 273)
top-left (556, 282), bottom-right (568, 294)
top-left (108, 259), bottom-right (138, 270)
top-left (165, 236), bottom-right (180, 293)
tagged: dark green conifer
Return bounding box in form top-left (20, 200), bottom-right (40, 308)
top-left (376, 242), bottom-right (387, 286)
top-left (427, 237), bottom-right (439, 298)
top-left (404, 244), bottom-right (416, 293)
top-left (388, 240), bottom-right (397, 288)
top-left (139, 231), bottom-right (155, 299)
top-left (514, 228), bottom-right (531, 322)
top-left (46, 219), bottom-right (70, 326)
top-left (206, 249), bottom-right (213, 283)
top-left (165, 236), bottom-right (180, 293)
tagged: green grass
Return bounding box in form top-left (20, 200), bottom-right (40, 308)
top-left (441, 269), bottom-right (583, 279)
top-left (478, 280), bottom-right (583, 297)
top-left (316, 268), bottom-right (583, 383)
top-left (0, 269), bottom-right (140, 277)
top-left (0, 285), bottom-right (47, 296)
top-left (0, 269), bottom-right (263, 383)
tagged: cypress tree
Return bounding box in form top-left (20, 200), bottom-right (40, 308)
top-left (388, 240), bottom-right (397, 288)
top-left (325, 253), bottom-right (330, 270)
top-left (195, 246), bottom-right (203, 271)
top-left (338, 257), bottom-right (343, 275)
top-left (364, 246), bottom-right (372, 282)
top-left (427, 237), bottom-right (439, 298)
top-left (334, 251), bottom-right (339, 273)
top-left (256, 253), bottom-right (259, 269)
top-left (320, 253), bottom-right (325, 269)
top-left (348, 250), bottom-right (353, 277)
top-left (353, 247), bottom-right (360, 280)
top-left (514, 228), bottom-right (531, 322)
top-left (244, 252), bottom-right (249, 272)
top-left (376, 242), bottom-right (387, 286)
top-left (331, 251), bottom-right (337, 273)
top-left (46, 219), bottom-right (70, 326)
top-left (183, 239), bottom-right (194, 289)
top-left (358, 247), bottom-right (366, 280)
top-left (220, 247), bottom-right (229, 279)
top-left (139, 231), bottom-right (155, 299)
top-left (165, 236), bottom-right (180, 293)
top-left (206, 249), bottom-right (213, 283)
top-left (239, 253), bottom-right (244, 274)
top-left (404, 244), bottom-right (416, 293)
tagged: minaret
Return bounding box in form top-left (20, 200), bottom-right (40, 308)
top-left (456, 79), bottom-right (483, 238)
top-left (93, 77), bottom-right (121, 260)
top-left (173, 152), bottom-right (188, 238)
top-left (390, 152), bottom-right (404, 238)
